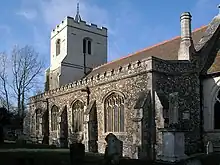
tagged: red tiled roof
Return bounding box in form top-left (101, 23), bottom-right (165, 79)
top-left (87, 25), bottom-right (219, 76)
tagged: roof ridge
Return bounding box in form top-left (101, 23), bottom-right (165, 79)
top-left (93, 25), bottom-right (207, 71)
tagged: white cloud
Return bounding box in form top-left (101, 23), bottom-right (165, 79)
top-left (38, 0), bottom-right (111, 31)
top-left (16, 0), bottom-right (133, 60)
top-left (16, 9), bottom-right (37, 20)
top-left (15, 0), bottom-right (171, 62)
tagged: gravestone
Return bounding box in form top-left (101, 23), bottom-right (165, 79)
top-left (69, 143), bottom-right (85, 165)
top-left (206, 141), bottom-right (213, 154)
top-left (104, 133), bottom-right (122, 165)
top-left (157, 92), bottom-right (188, 162)
top-left (168, 92), bottom-right (179, 126)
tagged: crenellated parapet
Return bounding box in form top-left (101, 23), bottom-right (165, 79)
top-left (29, 56), bottom-right (197, 103)
top-left (30, 57), bottom-right (151, 102)
top-left (51, 16), bottom-right (107, 39)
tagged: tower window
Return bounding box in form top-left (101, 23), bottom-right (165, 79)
top-left (56, 39), bottom-right (61, 56)
top-left (83, 39), bottom-right (87, 54)
top-left (83, 38), bottom-right (92, 55)
top-left (88, 40), bottom-right (91, 55)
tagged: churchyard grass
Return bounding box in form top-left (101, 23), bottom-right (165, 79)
top-left (0, 141), bottom-right (220, 165)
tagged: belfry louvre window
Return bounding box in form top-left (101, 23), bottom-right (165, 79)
top-left (51, 105), bottom-right (59, 131)
top-left (214, 89), bottom-right (220, 129)
top-left (88, 40), bottom-right (91, 54)
top-left (104, 92), bottom-right (125, 132)
top-left (56, 39), bottom-right (61, 56)
top-left (83, 38), bottom-right (92, 55)
top-left (36, 109), bottom-right (42, 131)
top-left (72, 100), bottom-right (84, 132)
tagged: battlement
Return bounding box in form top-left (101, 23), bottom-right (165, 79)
top-left (30, 57), bottom-right (153, 102)
top-left (29, 55), bottom-right (197, 103)
top-left (51, 16), bottom-right (108, 38)
top-left (29, 55), bottom-right (197, 102)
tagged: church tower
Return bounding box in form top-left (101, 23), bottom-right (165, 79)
top-left (45, 3), bottom-right (108, 90)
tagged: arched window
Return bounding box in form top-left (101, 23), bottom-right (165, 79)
top-left (104, 92), bottom-right (125, 132)
top-left (36, 109), bottom-right (42, 131)
top-left (88, 40), bottom-right (91, 55)
top-left (56, 39), bottom-right (61, 56)
top-left (83, 39), bottom-right (87, 54)
top-left (83, 38), bottom-right (92, 55)
top-left (72, 100), bottom-right (84, 132)
top-left (51, 105), bottom-right (59, 131)
top-left (214, 89), bottom-right (220, 129)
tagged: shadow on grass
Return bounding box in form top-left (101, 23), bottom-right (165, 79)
top-left (1, 143), bottom-right (220, 165)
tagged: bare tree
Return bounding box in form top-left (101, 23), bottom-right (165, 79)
top-left (0, 52), bottom-right (10, 111)
top-left (11, 45), bottom-right (44, 118)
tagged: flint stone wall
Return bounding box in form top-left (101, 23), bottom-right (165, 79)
top-left (26, 57), bottom-right (152, 158)
top-left (25, 56), bottom-right (202, 158)
top-left (153, 58), bottom-right (201, 155)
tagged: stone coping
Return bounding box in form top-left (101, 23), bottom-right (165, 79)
top-left (29, 56), bottom-right (196, 103)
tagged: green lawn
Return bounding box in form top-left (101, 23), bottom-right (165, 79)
top-left (1, 142), bottom-right (220, 165)
top-left (0, 147), bottom-right (104, 165)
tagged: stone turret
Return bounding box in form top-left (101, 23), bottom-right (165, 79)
top-left (178, 12), bottom-right (195, 61)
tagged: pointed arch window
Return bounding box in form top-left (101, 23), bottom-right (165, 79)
top-left (104, 92), bottom-right (125, 132)
top-left (72, 100), bottom-right (84, 132)
top-left (88, 40), bottom-right (91, 54)
top-left (56, 39), bottom-right (61, 56)
top-left (51, 105), bottom-right (59, 131)
top-left (83, 38), bottom-right (92, 55)
top-left (214, 89), bottom-right (220, 129)
top-left (36, 109), bottom-right (42, 131)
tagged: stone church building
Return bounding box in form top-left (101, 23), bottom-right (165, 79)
top-left (24, 7), bottom-right (220, 160)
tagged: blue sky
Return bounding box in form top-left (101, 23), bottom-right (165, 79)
top-left (0, 0), bottom-right (219, 67)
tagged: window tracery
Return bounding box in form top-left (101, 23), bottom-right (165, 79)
top-left (83, 38), bottom-right (92, 55)
top-left (104, 92), bottom-right (125, 132)
top-left (56, 39), bottom-right (61, 56)
top-left (51, 105), bottom-right (59, 131)
top-left (72, 100), bottom-right (84, 132)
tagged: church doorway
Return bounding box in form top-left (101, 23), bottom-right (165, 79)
top-left (88, 105), bottom-right (98, 152)
top-left (60, 106), bottom-right (68, 148)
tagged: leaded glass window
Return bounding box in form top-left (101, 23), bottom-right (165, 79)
top-left (72, 100), bottom-right (84, 132)
top-left (104, 92), bottom-right (125, 132)
top-left (51, 105), bottom-right (59, 131)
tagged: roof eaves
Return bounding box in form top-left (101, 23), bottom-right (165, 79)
top-left (92, 25), bottom-right (207, 72)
